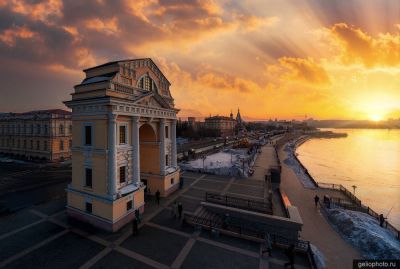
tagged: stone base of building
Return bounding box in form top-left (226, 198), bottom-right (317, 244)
top-left (67, 203), bottom-right (145, 232)
top-left (66, 186), bottom-right (145, 232)
top-left (141, 168), bottom-right (180, 197)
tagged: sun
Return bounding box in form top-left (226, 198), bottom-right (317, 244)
top-left (370, 114), bottom-right (383, 122)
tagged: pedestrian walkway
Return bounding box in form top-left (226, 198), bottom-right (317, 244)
top-left (278, 146), bottom-right (361, 269)
top-left (250, 145), bottom-right (278, 181)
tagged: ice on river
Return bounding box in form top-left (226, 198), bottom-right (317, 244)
top-left (326, 208), bottom-right (400, 259)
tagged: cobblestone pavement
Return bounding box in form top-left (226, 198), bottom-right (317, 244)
top-left (0, 171), bottom-right (311, 269)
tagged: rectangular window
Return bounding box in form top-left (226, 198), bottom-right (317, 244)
top-left (36, 141), bottom-right (40, 150)
top-left (44, 125), bottom-right (48, 135)
top-left (119, 125), bottom-right (126, 144)
top-left (171, 178), bottom-right (174, 184)
top-left (126, 200), bottom-right (132, 211)
top-left (30, 140), bottom-right (33, 149)
top-left (86, 202), bottom-right (92, 213)
top-left (85, 168), bottom-right (92, 187)
top-left (165, 126), bottom-right (169, 138)
top-left (84, 126), bottom-right (92, 145)
top-left (69, 140), bottom-right (72, 149)
top-left (119, 166), bottom-right (126, 183)
top-left (165, 154), bottom-right (169, 166)
top-left (44, 141), bottom-right (47, 151)
top-left (60, 140), bottom-right (64, 151)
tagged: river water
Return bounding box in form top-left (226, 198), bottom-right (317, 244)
top-left (297, 129), bottom-right (400, 229)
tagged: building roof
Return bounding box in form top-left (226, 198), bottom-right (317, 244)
top-left (82, 58), bottom-right (171, 85)
top-left (205, 115), bottom-right (235, 121)
top-left (21, 109), bottom-right (71, 115)
top-left (0, 109), bottom-right (71, 120)
top-left (81, 72), bottom-right (117, 85)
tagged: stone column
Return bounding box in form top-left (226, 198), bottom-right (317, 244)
top-left (171, 119), bottom-right (177, 168)
top-left (159, 118), bottom-right (166, 175)
top-left (132, 116), bottom-right (140, 185)
top-left (108, 113), bottom-right (117, 198)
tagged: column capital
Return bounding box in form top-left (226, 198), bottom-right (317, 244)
top-left (108, 113), bottom-right (117, 121)
top-left (132, 116), bottom-right (140, 123)
top-left (159, 118), bottom-right (166, 124)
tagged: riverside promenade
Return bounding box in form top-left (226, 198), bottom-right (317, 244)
top-left (277, 145), bottom-right (361, 268)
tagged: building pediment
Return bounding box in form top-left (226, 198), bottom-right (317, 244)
top-left (133, 92), bottom-right (171, 109)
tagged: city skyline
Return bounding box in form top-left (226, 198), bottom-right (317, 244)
top-left (0, 0), bottom-right (399, 121)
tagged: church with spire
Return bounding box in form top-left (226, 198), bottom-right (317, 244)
top-left (236, 108), bottom-right (243, 126)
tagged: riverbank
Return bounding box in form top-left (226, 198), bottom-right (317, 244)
top-left (281, 135), bottom-right (400, 260)
top-left (278, 142), bottom-right (361, 268)
top-left (289, 136), bottom-right (400, 237)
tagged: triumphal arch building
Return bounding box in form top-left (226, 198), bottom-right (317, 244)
top-left (64, 58), bottom-right (180, 231)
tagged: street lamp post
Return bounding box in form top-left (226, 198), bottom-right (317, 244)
top-left (352, 185), bottom-right (357, 195)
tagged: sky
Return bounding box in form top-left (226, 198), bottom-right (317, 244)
top-left (0, 0), bottom-right (399, 121)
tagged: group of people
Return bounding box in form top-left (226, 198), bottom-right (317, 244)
top-left (132, 188), bottom-right (185, 236)
top-left (171, 201), bottom-right (184, 219)
top-left (146, 188), bottom-right (161, 205)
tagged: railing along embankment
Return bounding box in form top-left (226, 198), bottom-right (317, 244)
top-left (287, 136), bottom-right (400, 240)
top-left (318, 182), bottom-right (400, 240)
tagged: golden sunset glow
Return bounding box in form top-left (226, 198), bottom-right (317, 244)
top-left (370, 114), bottom-right (383, 122)
top-left (0, 0), bottom-right (399, 121)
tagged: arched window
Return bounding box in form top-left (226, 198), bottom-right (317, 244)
top-left (137, 75), bottom-right (157, 92)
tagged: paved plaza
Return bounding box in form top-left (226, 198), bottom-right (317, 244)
top-left (0, 171), bottom-right (311, 269)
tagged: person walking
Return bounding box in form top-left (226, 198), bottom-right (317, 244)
top-left (379, 214), bottom-right (386, 227)
top-left (156, 190), bottom-right (160, 205)
top-left (171, 201), bottom-right (178, 218)
top-left (178, 202), bottom-right (183, 219)
top-left (132, 218), bottom-right (138, 236)
top-left (284, 244), bottom-right (295, 268)
top-left (314, 195), bottom-right (320, 207)
top-left (135, 209), bottom-right (141, 224)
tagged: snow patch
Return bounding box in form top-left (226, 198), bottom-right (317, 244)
top-left (283, 142), bottom-right (316, 189)
top-left (180, 148), bottom-right (252, 177)
top-left (326, 208), bottom-right (400, 259)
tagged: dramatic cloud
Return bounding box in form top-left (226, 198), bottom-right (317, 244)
top-left (5, 0), bottom-right (63, 24)
top-left (278, 57), bottom-right (330, 85)
top-left (0, 0), bottom-right (399, 120)
top-left (84, 17), bottom-right (120, 36)
top-left (0, 25), bottom-right (37, 46)
top-left (330, 23), bottom-right (400, 67)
